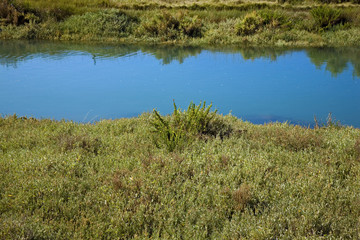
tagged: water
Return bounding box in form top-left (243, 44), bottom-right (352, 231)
top-left (1, 40), bottom-right (359, 127)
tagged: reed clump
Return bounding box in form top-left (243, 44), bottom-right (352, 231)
top-left (151, 101), bottom-right (233, 151)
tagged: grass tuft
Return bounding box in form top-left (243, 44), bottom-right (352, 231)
top-left (151, 101), bottom-right (232, 151)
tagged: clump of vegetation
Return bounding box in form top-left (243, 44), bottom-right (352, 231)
top-left (232, 183), bottom-right (252, 211)
top-left (355, 138), bottom-right (360, 161)
top-left (0, 0), bottom-right (39, 26)
top-left (59, 9), bottom-right (136, 39)
top-left (311, 6), bottom-right (345, 31)
top-left (137, 11), bottom-right (203, 40)
top-left (235, 11), bottom-right (264, 35)
top-left (235, 10), bottom-right (290, 35)
top-left (151, 101), bottom-right (232, 151)
top-left (55, 133), bottom-right (101, 154)
top-left (0, 0), bottom-right (22, 25)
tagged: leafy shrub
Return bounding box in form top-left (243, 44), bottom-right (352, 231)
top-left (311, 6), bottom-right (345, 31)
top-left (151, 101), bottom-right (233, 152)
top-left (180, 15), bottom-right (203, 38)
top-left (232, 184), bottom-right (252, 211)
top-left (235, 10), bottom-right (290, 36)
top-left (60, 9), bottom-right (136, 38)
top-left (235, 11), bottom-right (264, 35)
top-left (140, 12), bottom-right (180, 40)
top-left (259, 9), bottom-right (291, 29)
top-left (55, 133), bottom-right (101, 154)
top-left (138, 11), bottom-right (203, 40)
top-left (248, 124), bottom-right (323, 151)
top-left (0, 0), bottom-right (26, 25)
top-left (355, 138), bottom-right (360, 161)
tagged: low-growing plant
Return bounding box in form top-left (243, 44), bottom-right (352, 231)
top-left (259, 9), bottom-right (291, 29)
top-left (151, 101), bottom-right (232, 151)
top-left (355, 138), bottom-right (360, 161)
top-left (232, 183), bottom-right (251, 211)
top-left (55, 133), bottom-right (101, 154)
top-left (60, 9), bottom-right (136, 38)
top-left (235, 10), bottom-right (290, 36)
top-left (137, 11), bottom-right (203, 40)
top-left (0, 0), bottom-right (26, 25)
top-left (235, 11), bottom-right (264, 35)
top-left (311, 6), bottom-right (345, 31)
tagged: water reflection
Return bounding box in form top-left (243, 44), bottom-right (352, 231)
top-left (1, 40), bottom-right (359, 78)
top-left (307, 47), bottom-right (360, 78)
top-left (0, 40), bottom-right (359, 127)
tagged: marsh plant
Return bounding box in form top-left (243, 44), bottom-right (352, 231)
top-left (311, 6), bottom-right (345, 31)
top-left (151, 101), bottom-right (232, 151)
top-left (138, 11), bottom-right (203, 40)
top-left (59, 9), bottom-right (136, 39)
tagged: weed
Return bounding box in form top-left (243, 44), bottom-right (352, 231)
top-left (55, 133), bottom-right (101, 154)
top-left (151, 101), bottom-right (232, 151)
top-left (233, 184), bottom-right (251, 211)
top-left (354, 138), bottom-right (360, 161)
top-left (235, 10), bottom-right (290, 35)
top-left (249, 124), bottom-right (323, 151)
top-left (326, 112), bottom-right (341, 128)
top-left (0, 0), bottom-right (25, 25)
top-left (59, 9), bottom-right (136, 39)
top-left (235, 11), bottom-right (264, 35)
top-left (137, 11), bottom-right (203, 40)
top-left (311, 6), bottom-right (344, 31)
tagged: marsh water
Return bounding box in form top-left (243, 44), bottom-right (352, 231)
top-left (1, 41), bottom-right (360, 127)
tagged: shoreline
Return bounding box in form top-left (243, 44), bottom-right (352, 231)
top-left (1, 1), bottom-right (360, 47)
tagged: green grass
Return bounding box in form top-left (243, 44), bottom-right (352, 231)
top-left (1, 104), bottom-right (360, 239)
top-left (1, 0), bottom-right (360, 46)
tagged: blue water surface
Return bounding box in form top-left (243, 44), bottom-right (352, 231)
top-left (0, 41), bottom-right (359, 127)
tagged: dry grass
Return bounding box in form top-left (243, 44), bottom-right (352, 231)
top-left (233, 184), bottom-right (252, 211)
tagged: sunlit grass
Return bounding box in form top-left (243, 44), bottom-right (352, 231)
top-left (0, 111), bottom-right (359, 239)
top-left (0, 0), bottom-right (358, 45)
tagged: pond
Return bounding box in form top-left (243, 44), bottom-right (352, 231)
top-left (1, 40), bottom-right (359, 127)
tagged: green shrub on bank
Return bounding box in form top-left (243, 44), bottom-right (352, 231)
top-left (59, 9), bottom-right (136, 39)
top-left (151, 101), bottom-right (232, 151)
top-left (137, 11), bottom-right (203, 40)
top-left (311, 6), bottom-right (345, 31)
top-left (235, 10), bottom-right (290, 35)
top-left (235, 11), bottom-right (264, 35)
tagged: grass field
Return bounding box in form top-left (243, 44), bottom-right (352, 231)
top-left (1, 0), bottom-right (360, 46)
top-left (1, 102), bottom-right (360, 239)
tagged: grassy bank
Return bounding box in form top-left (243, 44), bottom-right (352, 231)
top-left (1, 102), bottom-right (360, 239)
top-left (1, 0), bottom-right (360, 46)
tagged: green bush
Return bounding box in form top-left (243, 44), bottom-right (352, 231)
top-left (180, 15), bottom-right (203, 38)
top-left (60, 9), bottom-right (136, 38)
top-left (0, 0), bottom-right (29, 25)
top-left (235, 11), bottom-right (264, 35)
top-left (138, 11), bottom-right (203, 40)
top-left (311, 6), bottom-right (344, 31)
top-left (151, 101), bottom-right (232, 152)
top-left (235, 10), bottom-right (290, 36)
top-left (259, 9), bottom-right (291, 29)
